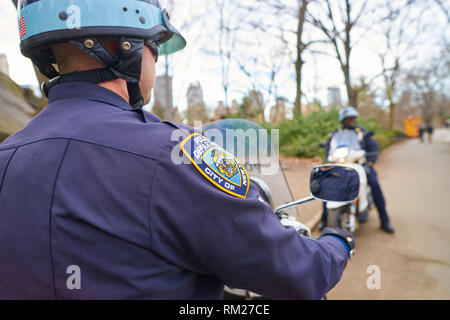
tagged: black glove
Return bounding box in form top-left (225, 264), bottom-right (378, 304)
top-left (320, 227), bottom-right (355, 257)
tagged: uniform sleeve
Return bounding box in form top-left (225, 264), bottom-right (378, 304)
top-left (149, 142), bottom-right (349, 300)
top-left (365, 137), bottom-right (379, 163)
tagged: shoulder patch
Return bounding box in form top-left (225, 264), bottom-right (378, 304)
top-left (180, 133), bottom-right (250, 198)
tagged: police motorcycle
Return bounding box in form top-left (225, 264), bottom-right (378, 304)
top-left (203, 119), bottom-right (360, 300)
top-left (319, 129), bottom-right (376, 233)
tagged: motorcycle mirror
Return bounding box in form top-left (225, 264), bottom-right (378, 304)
top-left (309, 165), bottom-right (360, 202)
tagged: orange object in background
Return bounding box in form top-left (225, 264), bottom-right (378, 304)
top-left (403, 116), bottom-right (422, 138)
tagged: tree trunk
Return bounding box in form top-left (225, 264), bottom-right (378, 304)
top-left (294, 58), bottom-right (303, 115)
top-left (343, 1), bottom-right (357, 108)
top-left (343, 64), bottom-right (358, 107)
top-left (347, 87), bottom-right (358, 108)
top-left (388, 101), bottom-right (396, 130)
top-left (294, 0), bottom-right (308, 115)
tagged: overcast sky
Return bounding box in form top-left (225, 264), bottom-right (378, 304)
top-left (0, 0), bottom-right (448, 113)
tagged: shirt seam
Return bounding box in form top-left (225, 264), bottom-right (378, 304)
top-left (147, 143), bottom-right (176, 252)
top-left (0, 147), bottom-right (18, 200)
top-left (1, 137), bottom-right (159, 161)
top-left (48, 139), bottom-right (71, 300)
top-left (85, 98), bottom-right (131, 111)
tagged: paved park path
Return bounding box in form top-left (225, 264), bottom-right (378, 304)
top-left (326, 129), bottom-right (450, 299)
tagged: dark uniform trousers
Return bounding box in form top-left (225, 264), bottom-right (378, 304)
top-left (365, 165), bottom-right (389, 225)
top-left (321, 165), bottom-right (389, 225)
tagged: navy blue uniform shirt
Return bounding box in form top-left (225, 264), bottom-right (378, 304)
top-left (0, 83), bottom-right (348, 299)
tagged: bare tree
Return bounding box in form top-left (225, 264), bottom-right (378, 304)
top-left (216, 0), bottom-right (235, 109)
top-left (405, 46), bottom-right (450, 125)
top-left (293, 0), bottom-right (316, 114)
top-left (250, 0), bottom-right (322, 115)
top-left (307, 0), bottom-right (370, 108)
top-left (433, 0), bottom-right (450, 23)
top-left (376, 0), bottom-right (427, 130)
top-left (233, 37), bottom-right (289, 121)
top-left (375, 0), bottom-right (448, 129)
top-left (199, 0), bottom-right (247, 110)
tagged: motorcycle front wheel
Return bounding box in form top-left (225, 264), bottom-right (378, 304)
top-left (327, 207), bottom-right (351, 232)
top-left (357, 208), bottom-right (369, 223)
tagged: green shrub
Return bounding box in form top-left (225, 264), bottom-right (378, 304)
top-left (373, 133), bottom-right (391, 151)
top-left (265, 108), bottom-right (402, 158)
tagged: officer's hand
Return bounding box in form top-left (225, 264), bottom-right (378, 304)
top-left (320, 227), bottom-right (355, 258)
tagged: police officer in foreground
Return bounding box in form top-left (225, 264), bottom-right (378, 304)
top-left (319, 107), bottom-right (395, 234)
top-left (0, 0), bottom-right (353, 299)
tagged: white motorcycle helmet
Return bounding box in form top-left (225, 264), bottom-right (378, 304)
top-left (339, 107), bottom-right (359, 122)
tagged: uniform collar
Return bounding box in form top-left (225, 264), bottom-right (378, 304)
top-left (47, 82), bottom-right (162, 123)
top-left (48, 82), bottom-right (133, 111)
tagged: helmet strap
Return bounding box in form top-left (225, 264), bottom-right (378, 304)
top-left (42, 37), bottom-right (145, 109)
top-left (127, 82), bottom-right (144, 109)
top-left (42, 68), bottom-right (119, 98)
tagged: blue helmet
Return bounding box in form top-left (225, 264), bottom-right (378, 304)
top-left (339, 107), bottom-right (359, 122)
top-left (17, 0), bottom-right (187, 108)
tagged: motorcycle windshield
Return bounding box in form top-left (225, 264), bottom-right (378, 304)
top-left (329, 130), bottom-right (362, 153)
top-left (203, 119), bottom-right (298, 218)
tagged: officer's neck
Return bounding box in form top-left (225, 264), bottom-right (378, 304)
top-left (98, 78), bottom-right (130, 104)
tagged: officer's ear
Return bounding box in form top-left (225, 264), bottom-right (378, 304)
top-left (51, 43), bottom-right (102, 74)
top-left (51, 43), bottom-right (76, 74)
top-left (51, 40), bottom-right (117, 75)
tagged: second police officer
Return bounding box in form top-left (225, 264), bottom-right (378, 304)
top-left (319, 107), bottom-right (395, 234)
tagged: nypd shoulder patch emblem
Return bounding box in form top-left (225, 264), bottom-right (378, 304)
top-left (180, 133), bottom-right (250, 198)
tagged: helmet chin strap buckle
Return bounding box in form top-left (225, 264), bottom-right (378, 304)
top-left (127, 82), bottom-right (144, 109)
top-left (42, 76), bottom-right (62, 98)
